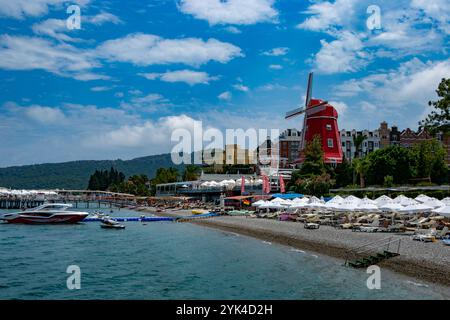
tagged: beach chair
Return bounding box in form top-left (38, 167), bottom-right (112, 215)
top-left (436, 227), bottom-right (449, 239)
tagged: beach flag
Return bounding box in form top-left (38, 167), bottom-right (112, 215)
top-left (263, 175), bottom-right (270, 194)
top-left (279, 175), bottom-right (285, 193)
top-left (241, 176), bottom-right (245, 194)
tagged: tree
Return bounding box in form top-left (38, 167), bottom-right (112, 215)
top-left (334, 157), bottom-right (354, 188)
top-left (87, 167), bottom-right (125, 191)
top-left (412, 140), bottom-right (447, 183)
top-left (364, 146), bottom-right (415, 185)
top-left (183, 165), bottom-right (200, 181)
top-left (287, 135), bottom-right (334, 196)
top-left (420, 78), bottom-right (450, 134)
top-left (298, 135), bottom-right (326, 176)
top-left (149, 167), bottom-right (180, 195)
top-left (352, 134), bottom-right (367, 159)
top-left (353, 157), bottom-right (370, 188)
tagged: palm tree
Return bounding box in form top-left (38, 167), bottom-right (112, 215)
top-left (352, 134), bottom-right (367, 159)
top-left (353, 157), bottom-right (370, 188)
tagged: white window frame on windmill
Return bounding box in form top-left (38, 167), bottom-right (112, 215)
top-left (326, 124), bottom-right (332, 131)
top-left (327, 138), bottom-right (334, 148)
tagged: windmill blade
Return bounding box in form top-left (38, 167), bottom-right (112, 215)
top-left (285, 107), bottom-right (306, 119)
top-left (305, 72), bottom-right (313, 108)
top-left (305, 101), bottom-right (328, 115)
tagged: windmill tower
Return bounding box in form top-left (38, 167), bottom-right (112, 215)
top-left (285, 73), bottom-right (343, 165)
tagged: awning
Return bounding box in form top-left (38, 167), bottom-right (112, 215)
top-left (270, 193), bottom-right (304, 199)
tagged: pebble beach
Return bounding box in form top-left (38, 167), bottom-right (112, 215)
top-left (152, 209), bottom-right (450, 288)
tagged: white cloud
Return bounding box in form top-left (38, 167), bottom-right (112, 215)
top-left (0, 0), bottom-right (90, 19)
top-left (91, 86), bottom-right (112, 92)
top-left (179, 0), bottom-right (278, 25)
top-left (313, 31), bottom-right (369, 74)
top-left (360, 101), bottom-right (377, 112)
top-left (299, 0), bottom-right (448, 74)
top-left (256, 83), bottom-right (288, 91)
top-left (296, 0), bottom-right (356, 32)
top-left (232, 84), bottom-right (249, 92)
top-left (261, 47), bottom-right (289, 56)
top-left (333, 57), bottom-right (450, 127)
top-left (411, 0), bottom-right (450, 34)
top-left (24, 105), bottom-right (66, 124)
top-left (139, 69), bottom-right (218, 85)
top-left (224, 26), bottom-right (242, 34)
top-left (0, 34), bottom-right (107, 81)
top-left (328, 101), bottom-right (348, 115)
top-left (0, 33), bottom-right (242, 82)
top-left (269, 64), bottom-right (283, 70)
top-left (32, 12), bottom-right (122, 42)
top-left (218, 91), bottom-right (232, 101)
top-left (97, 33), bottom-right (244, 67)
top-left (86, 12), bottom-right (123, 25)
top-left (120, 93), bottom-right (170, 112)
top-left (32, 19), bottom-right (80, 42)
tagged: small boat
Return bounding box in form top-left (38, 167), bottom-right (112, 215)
top-left (192, 209), bottom-right (209, 215)
top-left (0, 203), bottom-right (88, 224)
top-left (100, 218), bottom-right (125, 230)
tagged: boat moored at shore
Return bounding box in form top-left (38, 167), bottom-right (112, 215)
top-left (0, 203), bottom-right (88, 224)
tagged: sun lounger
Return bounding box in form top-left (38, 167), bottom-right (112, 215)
top-left (304, 223), bottom-right (320, 229)
top-left (413, 234), bottom-right (435, 242)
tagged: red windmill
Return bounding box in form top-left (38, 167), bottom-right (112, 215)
top-left (285, 72), bottom-right (343, 165)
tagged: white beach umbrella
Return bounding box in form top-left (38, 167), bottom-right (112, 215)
top-left (415, 194), bottom-right (433, 203)
top-left (393, 195), bottom-right (418, 206)
top-left (327, 195), bottom-right (344, 204)
top-left (252, 200), bottom-right (266, 207)
top-left (360, 196), bottom-right (377, 205)
top-left (399, 203), bottom-right (433, 214)
top-left (345, 195), bottom-right (361, 204)
top-left (324, 196), bottom-right (344, 210)
top-left (423, 199), bottom-right (445, 208)
top-left (334, 201), bottom-right (358, 212)
top-left (356, 203), bottom-right (380, 212)
top-left (374, 195), bottom-right (392, 206)
top-left (432, 206), bottom-right (450, 218)
top-left (309, 196), bottom-right (325, 204)
top-left (379, 203), bottom-right (404, 212)
top-left (258, 201), bottom-right (272, 209)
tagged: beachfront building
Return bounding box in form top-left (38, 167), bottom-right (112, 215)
top-left (202, 144), bottom-right (256, 174)
top-left (339, 129), bottom-right (381, 161)
top-left (399, 128), bottom-right (432, 148)
top-left (155, 172), bottom-right (263, 202)
top-left (279, 128), bottom-right (302, 168)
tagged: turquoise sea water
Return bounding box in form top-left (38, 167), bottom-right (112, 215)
top-left (0, 208), bottom-right (449, 300)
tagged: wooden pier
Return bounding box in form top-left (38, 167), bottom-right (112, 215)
top-left (0, 190), bottom-right (138, 210)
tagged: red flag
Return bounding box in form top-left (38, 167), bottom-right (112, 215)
top-left (279, 175), bottom-right (285, 193)
top-left (241, 176), bottom-right (245, 195)
top-left (263, 175), bottom-right (270, 194)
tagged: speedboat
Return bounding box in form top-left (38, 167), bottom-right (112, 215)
top-left (100, 218), bottom-right (125, 229)
top-left (0, 203), bottom-right (88, 224)
top-left (87, 210), bottom-right (110, 220)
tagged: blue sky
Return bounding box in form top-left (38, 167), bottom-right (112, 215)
top-left (0, 0), bottom-right (448, 167)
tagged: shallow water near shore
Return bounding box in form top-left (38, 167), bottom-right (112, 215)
top-left (0, 208), bottom-right (449, 300)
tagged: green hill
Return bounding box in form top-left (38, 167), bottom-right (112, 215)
top-left (0, 154), bottom-right (184, 190)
